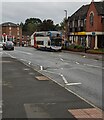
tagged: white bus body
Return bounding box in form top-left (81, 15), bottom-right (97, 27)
top-left (31, 31), bottom-right (62, 51)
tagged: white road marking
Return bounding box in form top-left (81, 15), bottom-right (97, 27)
top-left (74, 60), bottom-right (102, 69)
top-left (40, 66), bottom-right (43, 71)
top-left (83, 56), bottom-right (86, 58)
top-left (66, 82), bottom-right (82, 86)
top-left (23, 68), bottom-right (30, 71)
top-left (28, 61), bottom-right (31, 65)
top-left (43, 70), bottom-right (82, 86)
top-left (0, 111), bottom-right (2, 114)
top-left (15, 50), bottom-right (32, 55)
top-left (61, 68), bottom-right (63, 70)
top-left (84, 63), bottom-right (103, 69)
top-left (41, 70), bottom-right (59, 75)
top-left (60, 74), bottom-right (68, 84)
top-left (75, 62), bottom-right (80, 65)
top-left (3, 51), bottom-right (16, 58)
top-left (20, 59), bottom-right (29, 63)
top-left (60, 58), bottom-right (64, 61)
top-left (58, 54), bottom-right (62, 56)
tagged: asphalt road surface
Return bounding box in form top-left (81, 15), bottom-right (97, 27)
top-left (1, 46), bottom-right (103, 111)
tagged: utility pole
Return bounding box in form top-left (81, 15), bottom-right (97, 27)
top-left (64, 10), bottom-right (67, 19)
top-left (64, 10), bottom-right (68, 40)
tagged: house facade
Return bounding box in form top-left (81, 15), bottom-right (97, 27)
top-left (68, 1), bottom-right (104, 49)
top-left (68, 4), bottom-right (89, 47)
top-left (86, 1), bottom-right (104, 49)
top-left (1, 22), bottom-right (22, 45)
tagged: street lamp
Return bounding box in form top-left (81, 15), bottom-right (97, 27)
top-left (64, 10), bottom-right (67, 19)
top-left (64, 10), bottom-right (68, 40)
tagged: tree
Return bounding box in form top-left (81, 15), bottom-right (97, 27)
top-left (22, 18), bottom-right (42, 35)
top-left (40, 19), bottom-right (55, 31)
top-left (21, 17), bottom-right (64, 35)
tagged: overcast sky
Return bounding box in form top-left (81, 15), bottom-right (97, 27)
top-left (1, 0), bottom-right (100, 25)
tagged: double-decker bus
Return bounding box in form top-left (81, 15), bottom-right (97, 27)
top-left (31, 31), bottom-right (62, 51)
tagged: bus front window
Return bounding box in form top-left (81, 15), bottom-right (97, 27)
top-left (51, 39), bottom-right (62, 46)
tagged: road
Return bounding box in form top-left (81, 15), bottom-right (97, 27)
top-left (1, 46), bottom-right (103, 111)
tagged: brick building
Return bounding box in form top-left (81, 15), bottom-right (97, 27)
top-left (86, 1), bottom-right (104, 49)
top-left (1, 22), bottom-right (22, 45)
top-left (68, 0), bottom-right (104, 49)
top-left (68, 4), bottom-right (89, 46)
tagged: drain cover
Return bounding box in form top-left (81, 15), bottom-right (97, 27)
top-left (35, 76), bottom-right (49, 81)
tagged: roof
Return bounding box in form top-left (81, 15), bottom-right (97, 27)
top-left (69, 1), bottom-right (104, 21)
top-left (2, 22), bottom-right (18, 27)
top-left (69, 4), bottom-right (89, 21)
top-left (94, 1), bottom-right (104, 15)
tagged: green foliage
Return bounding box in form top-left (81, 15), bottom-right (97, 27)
top-left (21, 18), bottom-right (63, 35)
top-left (74, 45), bottom-right (85, 49)
top-left (87, 48), bottom-right (104, 53)
top-left (22, 18), bottom-right (42, 35)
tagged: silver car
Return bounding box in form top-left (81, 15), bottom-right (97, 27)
top-left (3, 41), bottom-right (14, 50)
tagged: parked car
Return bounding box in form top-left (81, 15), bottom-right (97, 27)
top-left (3, 41), bottom-right (14, 50)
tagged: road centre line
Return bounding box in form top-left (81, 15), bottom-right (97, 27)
top-left (15, 50), bottom-right (32, 55)
top-left (83, 63), bottom-right (103, 69)
top-left (74, 60), bottom-right (102, 69)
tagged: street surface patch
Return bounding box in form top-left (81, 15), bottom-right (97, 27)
top-left (24, 103), bottom-right (51, 118)
top-left (68, 108), bottom-right (102, 119)
top-left (35, 76), bottom-right (49, 81)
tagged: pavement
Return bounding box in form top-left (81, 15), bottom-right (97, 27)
top-left (2, 56), bottom-right (103, 119)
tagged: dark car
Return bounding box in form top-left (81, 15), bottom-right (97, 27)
top-left (3, 41), bottom-right (14, 50)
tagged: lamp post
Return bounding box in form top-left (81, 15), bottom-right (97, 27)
top-left (64, 10), bottom-right (68, 40)
top-left (64, 10), bottom-right (67, 19)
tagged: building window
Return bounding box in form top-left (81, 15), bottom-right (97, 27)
top-left (72, 20), bottom-right (75, 27)
top-left (17, 31), bottom-right (19, 36)
top-left (89, 12), bottom-right (94, 26)
top-left (78, 20), bottom-right (81, 27)
top-left (17, 27), bottom-right (19, 30)
top-left (9, 27), bottom-right (11, 30)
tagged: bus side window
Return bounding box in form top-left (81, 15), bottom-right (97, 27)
top-left (37, 41), bottom-right (44, 45)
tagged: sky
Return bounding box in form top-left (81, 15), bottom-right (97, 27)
top-left (0, 0), bottom-right (101, 25)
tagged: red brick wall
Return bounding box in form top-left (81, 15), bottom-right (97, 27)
top-left (2, 26), bottom-right (22, 43)
top-left (86, 2), bottom-right (103, 32)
